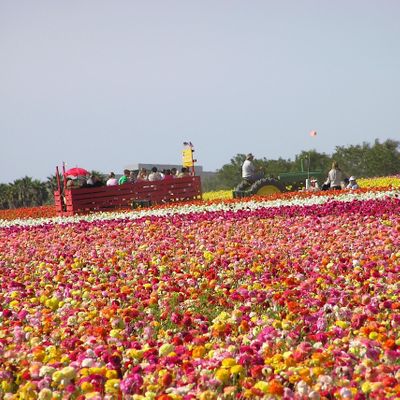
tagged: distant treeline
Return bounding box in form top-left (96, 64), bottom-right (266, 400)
top-left (0, 177), bottom-right (53, 210)
top-left (1, 139), bottom-right (399, 209)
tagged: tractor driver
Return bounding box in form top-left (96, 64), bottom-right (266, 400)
top-left (242, 153), bottom-right (264, 184)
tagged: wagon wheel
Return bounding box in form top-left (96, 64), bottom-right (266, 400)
top-left (249, 178), bottom-right (286, 196)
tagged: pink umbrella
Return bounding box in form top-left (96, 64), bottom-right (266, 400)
top-left (64, 167), bottom-right (90, 177)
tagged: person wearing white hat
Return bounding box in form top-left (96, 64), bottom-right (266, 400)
top-left (308, 177), bottom-right (320, 192)
top-left (346, 176), bottom-right (359, 190)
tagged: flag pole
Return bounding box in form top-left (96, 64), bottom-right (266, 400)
top-left (306, 130), bottom-right (317, 189)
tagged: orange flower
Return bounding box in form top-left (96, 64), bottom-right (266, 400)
top-left (192, 346), bottom-right (206, 358)
top-left (268, 379), bottom-right (284, 396)
top-left (384, 339), bottom-right (396, 350)
top-left (157, 395), bottom-right (174, 400)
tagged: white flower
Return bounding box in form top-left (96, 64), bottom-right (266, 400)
top-left (39, 366), bottom-right (56, 377)
top-left (339, 388), bottom-right (353, 398)
top-left (297, 380), bottom-right (310, 396)
top-left (81, 358), bottom-right (95, 367)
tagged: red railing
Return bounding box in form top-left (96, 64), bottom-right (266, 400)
top-left (54, 176), bottom-right (202, 216)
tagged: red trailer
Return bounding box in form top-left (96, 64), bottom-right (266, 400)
top-left (54, 176), bottom-right (202, 216)
top-left (54, 144), bottom-right (202, 216)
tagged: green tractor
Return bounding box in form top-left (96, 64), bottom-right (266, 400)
top-left (232, 170), bottom-right (325, 198)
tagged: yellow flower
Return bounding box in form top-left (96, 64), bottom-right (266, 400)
top-left (109, 329), bottom-right (122, 338)
top-left (1, 380), bottom-right (13, 393)
top-left (311, 367), bottom-right (324, 377)
top-left (9, 300), bottom-right (19, 309)
top-left (221, 358), bottom-right (237, 367)
top-left (282, 320), bottom-right (291, 330)
top-left (159, 343), bottom-right (174, 356)
top-left (335, 320), bottom-right (348, 329)
top-left (192, 345), bottom-right (206, 358)
top-left (143, 283), bottom-right (152, 289)
top-left (230, 365), bottom-right (244, 375)
top-left (105, 378), bottom-right (121, 393)
top-left (85, 392), bottom-right (102, 399)
top-left (89, 367), bottom-right (106, 376)
top-left (283, 351), bottom-right (292, 359)
top-left (61, 366), bottom-right (76, 380)
top-left (199, 390), bottom-right (217, 400)
top-left (80, 382), bottom-right (94, 392)
top-left (126, 348), bottom-right (144, 360)
top-left (289, 374), bottom-right (301, 384)
top-left (45, 297), bottom-right (60, 310)
top-left (38, 388), bottom-right (53, 400)
top-left (253, 380), bottom-right (269, 394)
top-left (203, 251), bottom-right (214, 262)
top-left (20, 381), bottom-right (37, 397)
top-left (369, 331), bottom-right (378, 340)
top-left (79, 368), bottom-right (89, 377)
top-left (106, 369), bottom-right (118, 379)
top-left (215, 368), bottom-right (230, 383)
top-left (273, 320), bottom-right (282, 329)
top-left (361, 381), bottom-right (372, 394)
top-left (52, 371), bottom-right (63, 383)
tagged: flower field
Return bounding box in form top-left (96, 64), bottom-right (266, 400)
top-left (1, 187), bottom-right (400, 399)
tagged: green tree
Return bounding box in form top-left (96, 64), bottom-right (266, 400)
top-left (46, 174), bottom-right (60, 204)
top-left (90, 170), bottom-right (106, 185)
top-left (365, 139), bottom-right (400, 177)
top-left (332, 142), bottom-right (370, 177)
top-left (333, 139), bottom-right (400, 178)
top-left (261, 157), bottom-right (293, 177)
top-left (0, 184), bottom-right (11, 209)
top-left (6, 177), bottom-right (49, 208)
top-left (214, 154), bottom-right (247, 189)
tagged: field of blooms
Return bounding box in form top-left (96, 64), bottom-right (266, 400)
top-left (1, 186), bottom-right (400, 399)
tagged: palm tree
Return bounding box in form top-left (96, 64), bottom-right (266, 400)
top-left (6, 177), bottom-right (49, 208)
top-left (46, 174), bottom-right (61, 204)
top-left (0, 184), bottom-right (11, 209)
top-left (90, 170), bottom-right (106, 185)
top-left (32, 180), bottom-right (49, 205)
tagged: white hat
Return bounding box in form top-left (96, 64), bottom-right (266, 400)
top-left (349, 176), bottom-right (356, 181)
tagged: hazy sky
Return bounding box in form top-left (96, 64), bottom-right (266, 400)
top-left (1, 0), bottom-right (399, 183)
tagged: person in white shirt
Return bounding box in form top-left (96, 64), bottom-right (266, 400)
top-left (346, 176), bottom-right (359, 190)
top-left (106, 172), bottom-right (118, 186)
top-left (324, 161), bottom-right (345, 190)
top-left (148, 167), bottom-right (163, 181)
top-left (242, 153), bottom-right (263, 183)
